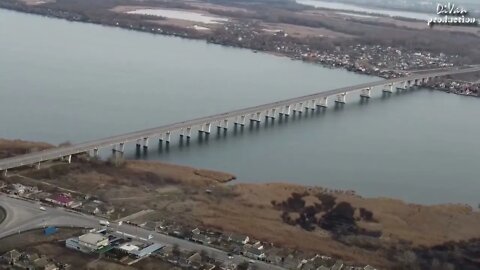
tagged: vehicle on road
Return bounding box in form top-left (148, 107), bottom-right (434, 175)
top-left (99, 220), bottom-right (110, 226)
top-left (39, 206), bottom-right (46, 211)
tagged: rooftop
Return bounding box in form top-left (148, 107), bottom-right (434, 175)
top-left (78, 233), bottom-right (108, 245)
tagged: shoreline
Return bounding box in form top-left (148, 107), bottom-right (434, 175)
top-left (3, 158), bottom-right (480, 268)
top-left (1, 7), bottom-right (478, 98)
top-left (0, 7), bottom-right (458, 78)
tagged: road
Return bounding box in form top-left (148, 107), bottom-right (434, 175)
top-left (0, 194), bottom-right (284, 269)
top-left (0, 66), bottom-right (480, 171)
top-left (0, 66), bottom-right (479, 172)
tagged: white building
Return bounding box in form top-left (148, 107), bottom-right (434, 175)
top-left (78, 233), bottom-right (109, 250)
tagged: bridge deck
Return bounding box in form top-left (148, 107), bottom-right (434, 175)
top-left (1, 66), bottom-right (479, 171)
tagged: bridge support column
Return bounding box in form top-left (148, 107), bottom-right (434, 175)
top-left (36, 162), bottom-right (41, 170)
top-left (293, 103), bottom-right (302, 114)
top-left (383, 84), bottom-right (393, 93)
top-left (66, 155), bottom-right (72, 164)
top-left (186, 127), bottom-right (192, 138)
top-left (310, 99), bottom-right (317, 110)
top-left (267, 108), bottom-right (277, 119)
top-left (136, 139), bottom-right (141, 148)
top-left (204, 123), bottom-right (211, 134)
top-left (240, 115), bottom-right (246, 126)
top-left (93, 148), bottom-right (99, 157)
top-left (285, 105), bottom-right (291, 116)
top-left (318, 97), bottom-right (328, 108)
top-left (396, 82), bottom-right (407, 90)
top-left (335, 93), bottom-right (347, 104)
top-left (2, 170), bottom-right (7, 177)
top-left (271, 108), bottom-right (277, 119)
top-left (143, 137), bottom-right (149, 149)
top-left (118, 143), bottom-right (125, 153)
top-left (165, 132), bottom-right (171, 143)
top-left (223, 119), bottom-right (228, 130)
top-left (360, 88), bottom-right (371, 98)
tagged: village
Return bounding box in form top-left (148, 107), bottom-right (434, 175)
top-left (0, 179), bottom-right (378, 270)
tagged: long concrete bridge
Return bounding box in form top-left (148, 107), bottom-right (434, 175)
top-left (1, 66), bottom-right (479, 174)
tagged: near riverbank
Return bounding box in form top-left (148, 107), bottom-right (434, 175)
top-left (2, 139), bottom-right (480, 269)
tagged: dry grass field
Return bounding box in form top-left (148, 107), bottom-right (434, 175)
top-left (2, 139), bottom-right (480, 268)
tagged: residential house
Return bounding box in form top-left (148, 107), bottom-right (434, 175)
top-left (191, 233), bottom-right (212, 245)
top-left (331, 260), bottom-right (344, 270)
top-left (1, 249), bottom-right (22, 265)
top-left (228, 233), bottom-right (249, 245)
top-left (46, 193), bottom-right (73, 207)
top-left (243, 245), bottom-right (266, 260)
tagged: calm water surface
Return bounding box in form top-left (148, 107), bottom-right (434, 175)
top-left (297, 0), bottom-right (431, 20)
top-left (1, 9), bottom-right (479, 206)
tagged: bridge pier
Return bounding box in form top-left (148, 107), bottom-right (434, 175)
top-left (118, 143), bottom-right (125, 153)
top-left (360, 88), bottom-right (371, 98)
top-left (66, 155), bottom-right (72, 164)
top-left (251, 112), bottom-right (261, 122)
top-left (165, 132), bottom-right (171, 144)
top-left (93, 148), bottom-right (99, 158)
top-left (236, 115), bottom-right (246, 126)
top-left (36, 162), bottom-right (41, 170)
top-left (266, 108), bottom-right (277, 119)
top-left (186, 127), bottom-right (192, 138)
top-left (293, 103), bottom-right (303, 114)
top-left (223, 119), bottom-right (228, 130)
top-left (383, 84), bottom-right (394, 93)
top-left (143, 137), bottom-right (149, 149)
top-left (2, 170), bottom-right (7, 177)
top-left (335, 93), bottom-right (347, 104)
top-left (216, 119), bottom-right (229, 130)
top-left (202, 123), bottom-right (211, 134)
top-left (309, 99), bottom-right (317, 110)
top-left (318, 97), bottom-right (328, 108)
top-left (396, 81), bottom-right (407, 90)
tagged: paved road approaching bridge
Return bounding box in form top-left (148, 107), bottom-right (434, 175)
top-left (1, 66), bottom-right (479, 172)
top-left (0, 195), bottom-right (285, 269)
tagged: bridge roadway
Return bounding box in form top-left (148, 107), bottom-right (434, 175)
top-left (1, 66), bottom-right (479, 172)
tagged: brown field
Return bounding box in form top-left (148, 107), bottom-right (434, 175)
top-left (262, 22), bottom-right (354, 38)
top-left (0, 138), bottom-right (52, 159)
top-left (4, 159), bottom-right (480, 267)
top-left (2, 138), bottom-right (480, 268)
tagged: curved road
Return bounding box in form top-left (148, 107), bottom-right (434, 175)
top-left (0, 195), bottom-right (284, 269)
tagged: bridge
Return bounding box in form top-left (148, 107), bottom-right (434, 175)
top-left (1, 66), bottom-right (479, 174)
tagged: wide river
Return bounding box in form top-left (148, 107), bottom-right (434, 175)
top-left (1, 9), bottom-right (479, 206)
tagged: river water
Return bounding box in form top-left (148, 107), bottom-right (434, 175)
top-left (296, 0), bottom-right (432, 20)
top-left (1, 9), bottom-right (479, 206)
